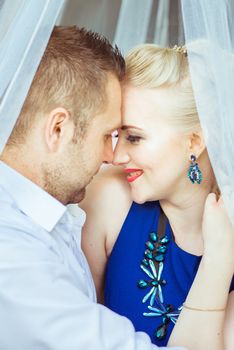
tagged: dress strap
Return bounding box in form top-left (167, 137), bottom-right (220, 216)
top-left (157, 207), bottom-right (167, 240)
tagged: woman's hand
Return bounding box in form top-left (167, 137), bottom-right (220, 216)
top-left (202, 193), bottom-right (234, 271)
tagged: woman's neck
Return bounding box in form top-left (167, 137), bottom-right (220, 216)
top-left (159, 187), bottom-right (210, 256)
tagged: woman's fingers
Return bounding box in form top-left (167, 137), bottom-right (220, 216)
top-left (203, 193), bottom-right (234, 270)
top-left (204, 192), bottom-right (217, 208)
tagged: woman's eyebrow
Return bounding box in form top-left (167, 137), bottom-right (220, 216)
top-left (121, 125), bottom-right (143, 131)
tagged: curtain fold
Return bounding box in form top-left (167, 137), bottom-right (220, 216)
top-left (0, 0), bottom-right (64, 153)
top-left (113, 0), bottom-right (153, 54)
top-left (57, 0), bottom-right (121, 43)
top-left (112, 0), bottom-right (183, 53)
top-left (181, 0), bottom-right (234, 224)
top-left (153, 0), bottom-right (170, 46)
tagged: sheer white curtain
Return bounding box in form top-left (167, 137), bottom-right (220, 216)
top-left (0, 0), bottom-right (64, 153)
top-left (182, 0), bottom-right (234, 225)
top-left (113, 0), bottom-right (184, 53)
top-left (58, 0), bottom-right (122, 43)
top-left (113, 0), bottom-right (154, 54)
top-left (58, 0), bottom-right (184, 53)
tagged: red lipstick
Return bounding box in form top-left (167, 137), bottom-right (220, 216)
top-left (124, 168), bottom-right (143, 183)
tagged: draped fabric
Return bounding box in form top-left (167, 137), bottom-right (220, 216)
top-left (0, 0), bottom-right (64, 153)
top-left (181, 0), bottom-right (234, 225)
top-left (57, 0), bottom-right (122, 43)
top-left (113, 0), bottom-right (184, 54)
top-left (113, 0), bottom-right (154, 54)
top-left (58, 0), bottom-right (184, 53)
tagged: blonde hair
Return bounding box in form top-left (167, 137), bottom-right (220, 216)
top-left (124, 44), bottom-right (219, 195)
top-left (124, 44), bottom-right (200, 134)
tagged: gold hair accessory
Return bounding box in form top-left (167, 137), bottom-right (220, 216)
top-left (173, 45), bottom-right (187, 56)
top-left (183, 303), bottom-right (225, 312)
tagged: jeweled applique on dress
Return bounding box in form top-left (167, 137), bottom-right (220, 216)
top-left (137, 213), bottom-right (182, 341)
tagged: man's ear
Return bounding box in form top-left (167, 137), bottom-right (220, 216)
top-left (187, 130), bottom-right (206, 160)
top-left (44, 107), bottom-right (72, 152)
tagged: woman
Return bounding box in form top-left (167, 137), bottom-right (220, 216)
top-left (81, 44), bottom-right (234, 348)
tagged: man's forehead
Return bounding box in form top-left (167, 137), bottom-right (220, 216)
top-left (94, 109), bottom-right (121, 133)
top-left (106, 109), bottom-right (122, 131)
top-left (111, 119), bottom-right (121, 131)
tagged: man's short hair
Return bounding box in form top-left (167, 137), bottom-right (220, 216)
top-left (7, 26), bottom-right (125, 146)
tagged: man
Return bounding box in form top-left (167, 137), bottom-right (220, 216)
top-left (0, 26), bottom-right (184, 349)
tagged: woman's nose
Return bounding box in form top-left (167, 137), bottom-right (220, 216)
top-left (112, 140), bottom-right (130, 166)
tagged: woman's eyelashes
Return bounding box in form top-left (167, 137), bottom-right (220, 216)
top-left (126, 135), bottom-right (142, 144)
top-left (113, 128), bottom-right (143, 144)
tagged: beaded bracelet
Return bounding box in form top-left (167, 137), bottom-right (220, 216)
top-left (183, 303), bottom-right (225, 312)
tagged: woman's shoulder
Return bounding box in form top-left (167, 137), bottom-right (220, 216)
top-left (80, 165), bottom-right (132, 236)
top-left (81, 165), bottom-right (131, 208)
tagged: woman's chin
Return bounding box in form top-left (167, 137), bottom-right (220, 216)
top-left (131, 189), bottom-right (159, 204)
top-left (131, 191), bottom-right (148, 204)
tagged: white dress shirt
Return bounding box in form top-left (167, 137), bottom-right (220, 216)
top-left (0, 161), bottom-right (185, 350)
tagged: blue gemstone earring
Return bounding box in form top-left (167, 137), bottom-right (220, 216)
top-left (188, 155), bottom-right (202, 184)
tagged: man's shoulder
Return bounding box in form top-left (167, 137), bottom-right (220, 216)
top-left (0, 189), bottom-right (54, 254)
top-left (0, 206), bottom-right (61, 268)
top-left (0, 191), bottom-right (34, 233)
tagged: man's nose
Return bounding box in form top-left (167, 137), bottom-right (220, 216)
top-left (103, 138), bottom-right (114, 164)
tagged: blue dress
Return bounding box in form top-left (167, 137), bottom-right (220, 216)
top-left (104, 201), bottom-right (234, 346)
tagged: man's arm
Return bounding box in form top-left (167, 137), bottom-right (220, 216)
top-left (0, 239), bottom-right (181, 350)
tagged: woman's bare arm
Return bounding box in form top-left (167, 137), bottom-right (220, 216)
top-left (224, 290), bottom-right (234, 349)
top-left (80, 166), bottom-right (132, 303)
top-left (169, 194), bottom-right (234, 350)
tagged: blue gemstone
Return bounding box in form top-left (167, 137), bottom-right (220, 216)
top-left (166, 304), bottom-right (173, 312)
top-left (155, 254), bottom-right (164, 262)
top-left (145, 249), bottom-right (153, 259)
top-left (141, 258), bottom-right (149, 267)
top-left (160, 236), bottom-right (169, 244)
top-left (155, 324), bottom-right (167, 340)
top-left (146, 241), bottom-right (154, 250)
top-left (162, 316), bottom-right (170, 325)
top-left (151, 280), bottom-right (158, 286)
top-left (156, 245), bottom-right (167, 253)
top-left (191, 155), bottom-right (196, 162)
top-left (138, 280), bottom-right (148, 288)
top-left (149, 232), bottom-right (158, 242)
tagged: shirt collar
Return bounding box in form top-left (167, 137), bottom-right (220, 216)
top-left (67, 204), bottom-right (86, 228)
top-left (0, 161), bottom-right (67, 232)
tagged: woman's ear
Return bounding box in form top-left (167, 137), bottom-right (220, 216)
top-left (187, 130), bottom-right (206, 159)
top-left (44, 107), bottom-right (72, 152)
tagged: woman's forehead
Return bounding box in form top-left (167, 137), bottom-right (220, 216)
top-left (122, 86), bottom-right (177, 124)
